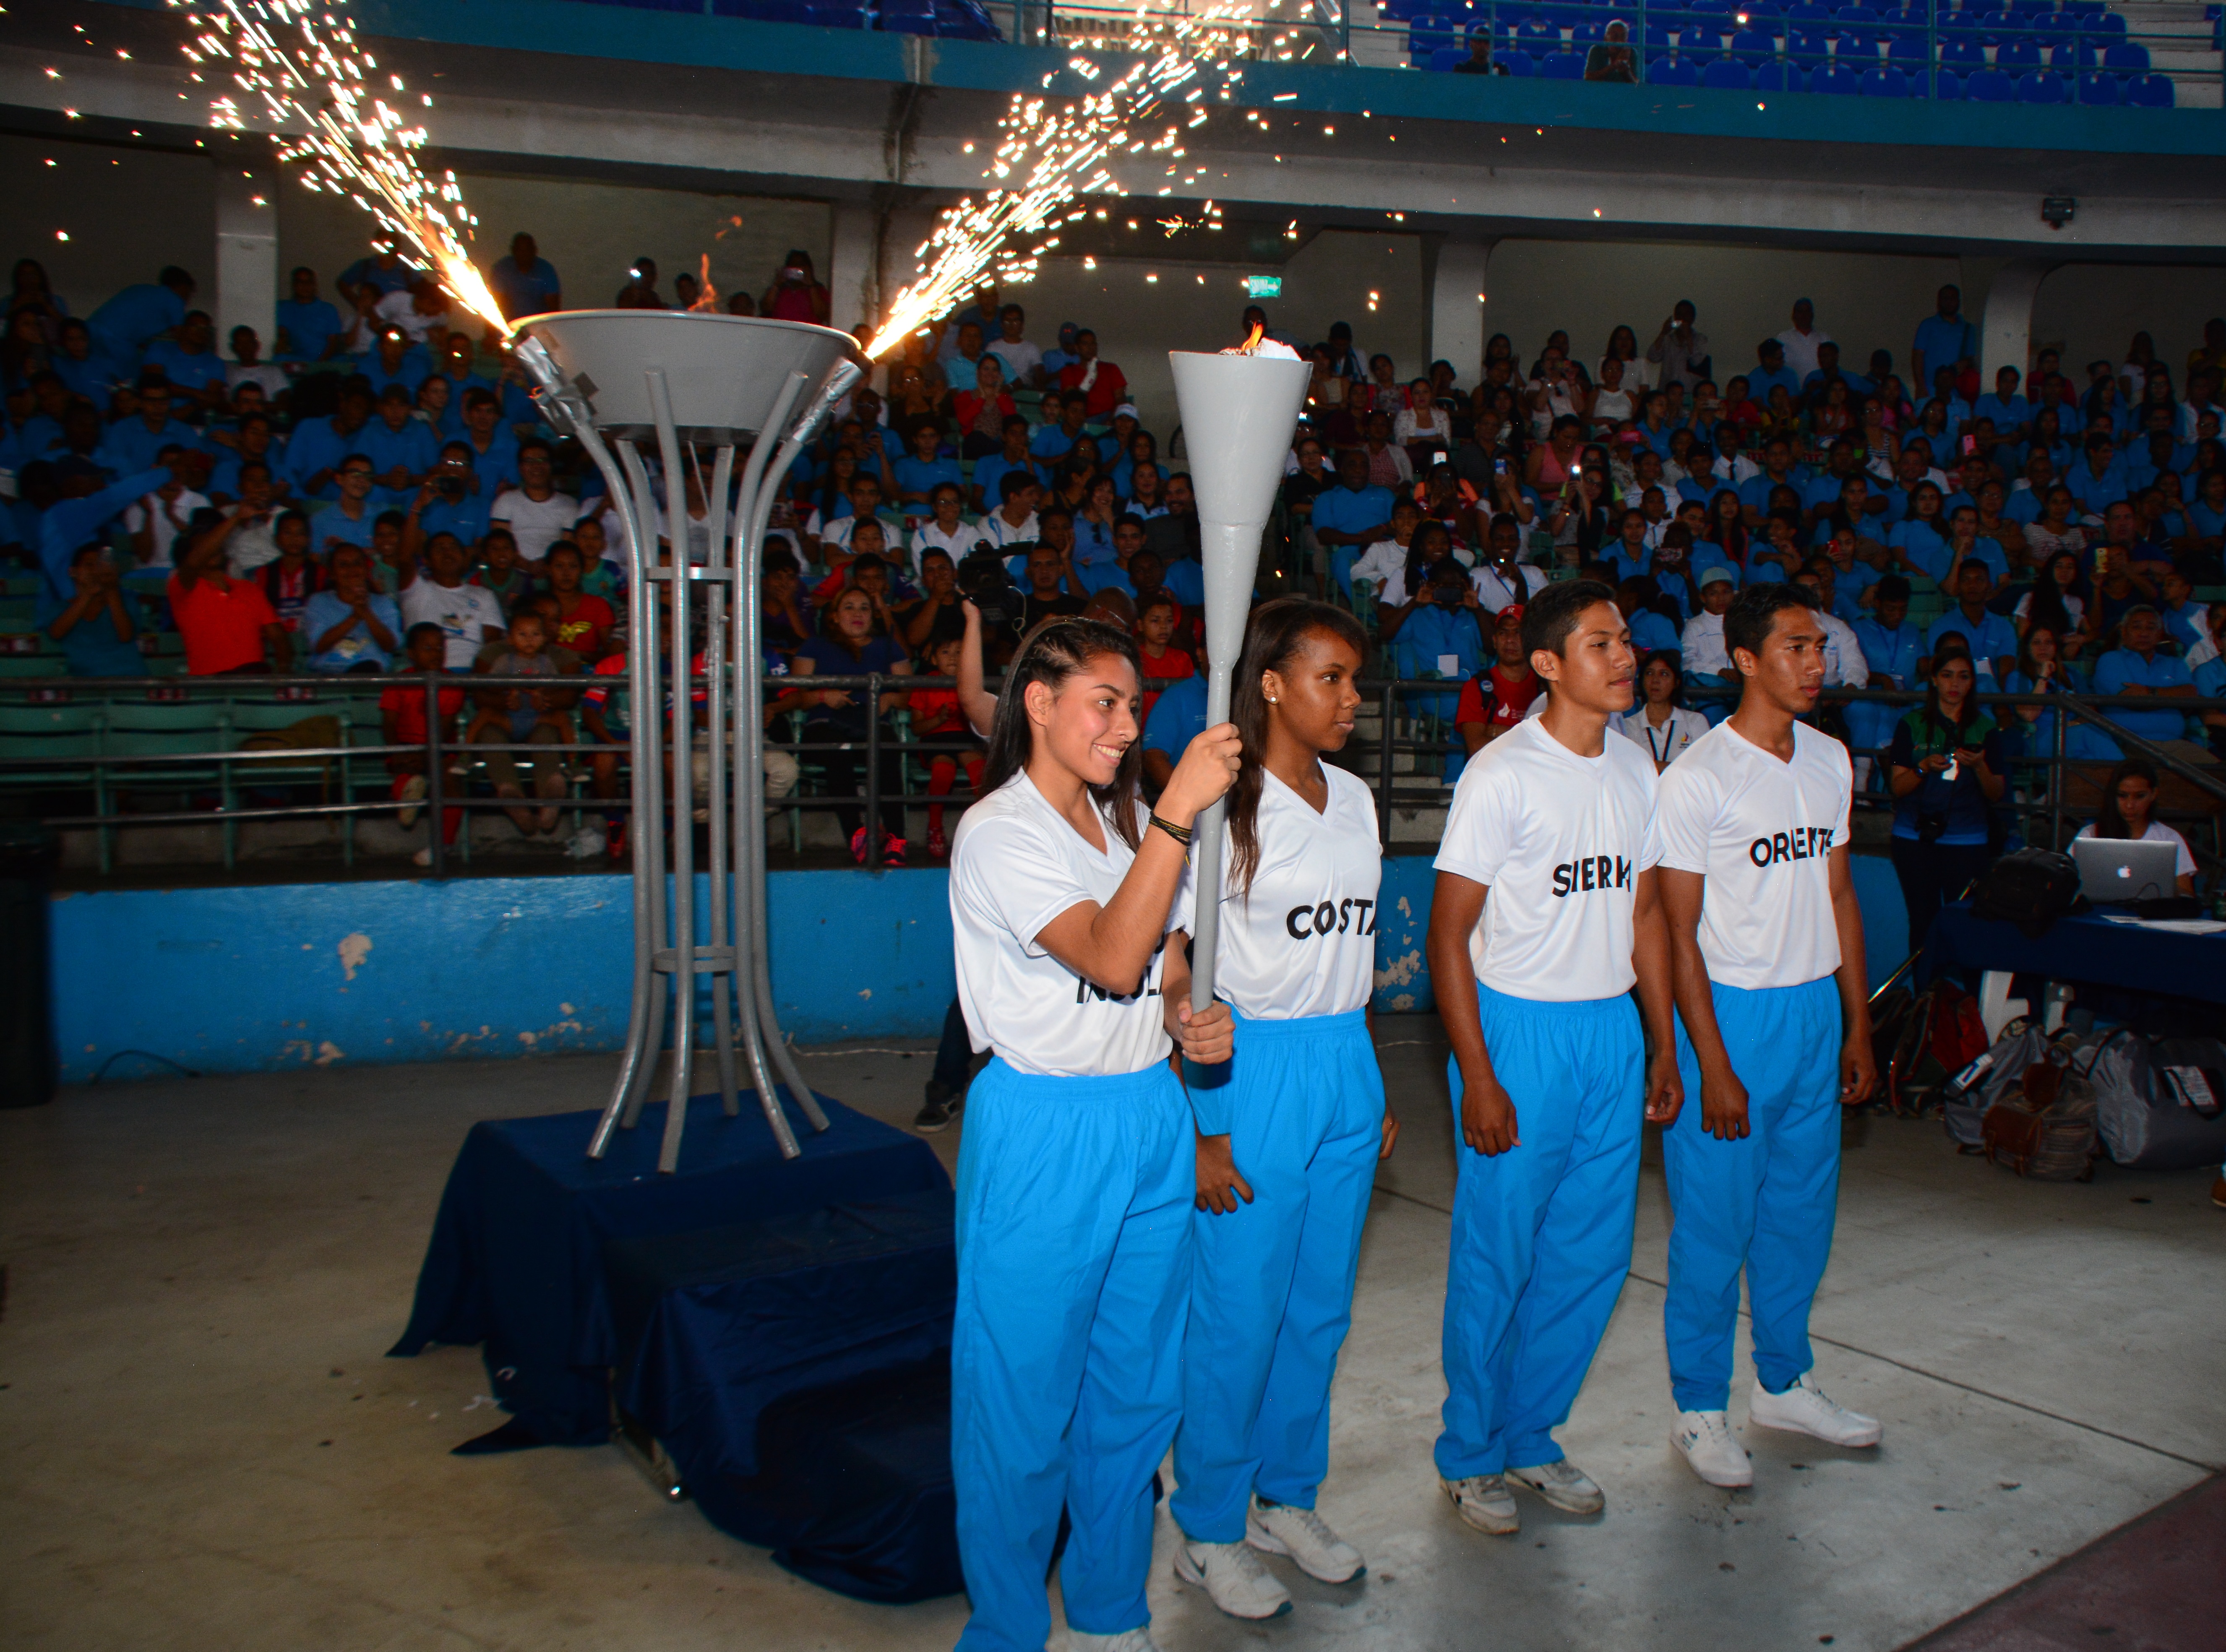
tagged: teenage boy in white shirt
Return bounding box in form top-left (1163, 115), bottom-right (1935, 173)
top-left (1654, 582), bottom-right (1880, 1491)
top-left (1426, 577), bottom-right (1681, 1537)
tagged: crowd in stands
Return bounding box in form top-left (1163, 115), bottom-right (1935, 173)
top-left (5, 247), bottom-right (2221, 910)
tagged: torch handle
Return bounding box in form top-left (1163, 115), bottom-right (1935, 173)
top-left (1188, 659), bottom-right (1236, 1015)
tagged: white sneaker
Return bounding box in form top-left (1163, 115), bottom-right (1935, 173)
top-left (1748, 1373), bottom-right (1882, 1448)
top-left (1671, 1410), bottom-right (1754, 1488)
top-left (1506, 1457), bottom-right (1606, 1515)
top-left (1247, 1495), bottom-right (1364, 1583)
top-left (1440, 1473), bottom-right (1520, 1535)
top-left (1173, 1537), bottom-right (1292, 1620)
top-left (1067, 1631), bottom-right (1164, 1652)
top-left (396, 773), bottom-right (427, 829)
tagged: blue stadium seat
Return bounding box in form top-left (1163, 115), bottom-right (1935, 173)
top-left (1924, 65), bottom-right (1964, 96)
top-left (1786, 28), bottom-right (1832, 60)
top-left (2081, 9), bottom-right (2127, 39)
top-left (1539, 46), bottom-right (1587, 74)
top-left (1996, 36), bottom-right (2041, 68)
top-left (1939, 36), bottom-right (1987, 67)
top-left (1411, 13), bottom-right (1461, 59)
top-left (1703, 52), bottom-right (1757, 84)
top-left (1860, 63), bottom-right (1911, 94)
top-left (1730, 25), bottom-right (1779, 60)
top-left (1811, 60), bottom-right (1861, 90)
top-left (931, 0), bottom-right (1000, 37)
top-left (2008, 0), bottom-right (2055, 12)
top-left (1376, 0), bottom-right (1427, 18)
top-left (2015, 66), bottom-right (2068, 99)
top-left (1641, 21), bottom-right (1678, 49)
top-left (1784, 0), bottom-right (1832, 23)
top-left (2102, 40), bottom-right (2150, 71)
top-left (1497, 45), bottom-right (1539, 73)
top-left (1879, 3), bottom-right (1928, 37)
top-left (1649, 50), bottom-right (1703, 81)
top-left (714, 0), bottom-right (816, 17)
top-left (1571, 22), bottom-right (1607, 44)
top-left (1428, 43), bottom-right (1465, 67)
top-left (1973, 8), bottom-right (2015, 40)
top-left (2075, 67), bottom-right (2120, 102)
top-left (1516, 16), bottom-right (1561, 45)
top-left (1963, 64), bottom-right (2015, 96)
top-left (1753, 57), bottom-right (1805, 87)
top-left (2122, 70), bottom-right (2175, 106)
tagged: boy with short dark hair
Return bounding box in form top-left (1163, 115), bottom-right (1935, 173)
top-left (380, 621), bottom-right (467, 866)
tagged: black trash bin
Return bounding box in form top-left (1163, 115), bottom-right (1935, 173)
top-left (0, 821), bottom-right (57, 1109)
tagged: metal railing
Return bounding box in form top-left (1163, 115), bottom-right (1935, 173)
top-left (4, 669), bottom-right (2221, 884)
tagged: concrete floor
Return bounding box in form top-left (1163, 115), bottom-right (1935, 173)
top-left (1, 1024), bottom-right (2220, 1652)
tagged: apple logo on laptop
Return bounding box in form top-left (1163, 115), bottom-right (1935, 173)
top-left (2116, 865), bottom-right (2131, 879)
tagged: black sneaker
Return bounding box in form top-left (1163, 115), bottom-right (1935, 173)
top-left (914, 1080), bottom-right (963, 1133)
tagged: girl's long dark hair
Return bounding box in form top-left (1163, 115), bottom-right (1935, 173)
top-left (2093, 756), bottom-right (2159, 841)
top-left (1226, 598), bottom-right (1367, 897)
top-left (2025, 552), bottom-right (2082, 639)
top-left (979, 617), bottom-right (1146, 849)
top-left (1919, 646), bottom-right (1980, 744)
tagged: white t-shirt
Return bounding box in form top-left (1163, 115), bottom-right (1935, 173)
top-left (1775, 326), bottom-right (1832, 382)
top-left (1614, 704), bottom-right (1710, 769)
top-left (375, 289), bottom-right (447, 347)
top-left (1213, 766), bottom-right (1381, 1021)
top-left (988, 336), bottom-right (1043, 383)
top-left (950, 773), bottom-right (1194, 1078)
top-left (227, 362), bottom-right (291, 398)
top-left (125, 489), bottom-right (211, 569)
top-left (1470, 560), bottom-right (1548, 615)
top-left (1655, 721), bottom-right (1852, 991)
top-left (978, 509), bottom-right (1040, 550)
top-left (2075, 821), bottom-right (2196, 881)
top-left (1591, 387), bottom-right (1635, 425)
top-left (1349, 537), bottom-right (1412, 596)
top-left (1817, 610), bottom-right (1865, 688)
top-left (490, 488), bottom-right (581, 564)
top-left (912, 518), bottom-right (978, 573)
top-left (1681, 610), bottom-right (1731, 676)
top-left (401, 578), bottom-right (508, 669)
top-left (1434, 714), bottom-right (1662, 1002)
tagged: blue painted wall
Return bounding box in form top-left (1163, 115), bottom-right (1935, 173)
top-left (50, 852), bottom-right (1911, 1082)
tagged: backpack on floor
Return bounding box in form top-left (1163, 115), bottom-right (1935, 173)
top-left (1942, 1020), bottom-right (2050, 1149)
top-left (2090, 1032), bottom-right (2226, 1171)
top-left (1872, 980), bottom-right (1990, 1116)
top-left (1981, 1045), bottom-right (2100, 1182)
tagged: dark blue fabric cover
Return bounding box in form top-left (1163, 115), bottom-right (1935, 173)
top-left (604, 1191), bottom-right (954, 1477)
top-left (1921, 902), bottom-right (2226, 1004)
top-left (390, 1092), bottom-right (949, 1446)
top-left (686, 1355), bottom-right (964, 1602)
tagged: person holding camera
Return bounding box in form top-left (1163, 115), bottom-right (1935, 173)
top-left (1886, 647), bottom-right (2005, 948)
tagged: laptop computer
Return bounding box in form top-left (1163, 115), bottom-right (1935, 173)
top-left (2070, 836), bottom-right (2182, 905)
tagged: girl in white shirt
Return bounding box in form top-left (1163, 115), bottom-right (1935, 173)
top-left (946, 617), bottom-right (1239, 1652)
top-left (1170, 600), bottom-right (1397, 1618)
top-left (1614, 651), bottom-right (1711, 771)
top-left (2075, 756), bottom-right (2198, 896)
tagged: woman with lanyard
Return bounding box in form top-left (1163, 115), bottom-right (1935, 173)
top-left (1886, 648), bottom-right (2006, 949)
top-left (1614, 649), bottom-right (1710, 771)
top-left (1169, 599), bottom-right (1397, 1622)
top-left (946, 616), bottom-right (1241, 1652)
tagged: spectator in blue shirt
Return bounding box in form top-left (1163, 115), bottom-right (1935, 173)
top-left (457, 386), bottom-right (522, 506)
top-left (301, 544), bottom-right (403, 672)
top-left (51, 318), bottom-right (129, 406)
top-left (1736, 435), bottom-right (1804, 526)
top-left (894, 419), bottom-right (964, 517)
top-left (205, 413), bottom-right (288, 503)
top-left (1921, 556), bottom-right (2019, 683)
top-left (2065, 432), bottom-right (2130, 518)
top-left (99, 377), bottom-right (203, 474)
top-left (970, 416), bottom-right (1044, 514)
top-left (45, 542), bottom-right (146, 677)
top-left (1617, 576), bottom-right (1682, 657)
top-left (2156, 569), bottom-right (2207, 652)
top-left (1910, 284), bottom-right (1975, 392)
top-left (408, 440), bottom-right (494, 548)
top-left (357, 328), bottom-right (433, 402)
top-left (2092, 606), bottom-right (2198, 743)
top-left (286, 377), bottom-right (378, 499)
top-left (275, 266), bottom-right (346, 365)
top-left (88, 266), bottom-right (195, 363)
top-left (338, 247), bottom-right (420, 304)
top-left (35, 456), bottom-right (170, 620)
top-left (1308, 448), bottom-right (1397, 600)
top-left (488, 233), bottom-right (562, 320)
top-left (1847, 575), bottom-right (1921, 787)
top-left (1746, 338), bottom-right (1801, 406)
top-left (143, 310), bottom-right (230, 415)
top-left (1040, 321), bottom-right (1082, 382)
top-left (1801, 341), bottom-right (1874, 403)
top-left (358, 383), bottom-right (441, 510)
top-left (1972, 366), bottom-right (2033, 441)
top-left (1387, 558), bottom-right (1488, 783)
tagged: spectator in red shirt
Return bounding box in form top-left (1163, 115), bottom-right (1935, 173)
top-left (1453, 603), bottom-right (1541, 754)
top-left (1135, 590), bottom-right (1196, 726)
top-left (169, 516), bottom-right (285, 675)
top-left (954, 355), bottom-right (1018, 460)
top-left (543, 541), bottom-right (615, 661)
top-left (1056, 328), bottom-right (1128, 420)
top-left (379, 622), bottom-right (469, 865)
top-left (905, 633), bottom-right (983, 860)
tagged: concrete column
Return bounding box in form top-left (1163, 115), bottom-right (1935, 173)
top-left (828, 201), bottom-right (879, 339)
top-left (1976, 255), bottom-right (2059, 388)
top-left (212, 160), bottom-right (277, 356)
top-left (1427, 232), bottom-right (1495, 391)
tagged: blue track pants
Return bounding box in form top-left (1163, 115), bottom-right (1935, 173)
top-left (1664, 975), bottom-right (1843, 1412)
top-left (1172, 1008), bottom-right (1384, 1543)
top-left (1434, 986), bottom-right (1643, 1480)
top-left (951, 1058), bottom-right (1192, 1651)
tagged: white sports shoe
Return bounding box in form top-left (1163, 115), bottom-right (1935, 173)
top-left (396, 773), bottom-right (426, 828)
top-left (1247, 1495), bottom-right (1365, 1583)
top-left (1440, 1473), bottom-right (1520, 1535)
top-left (1068, 1630), bottom-right (1164, 1652)
top-left (1506, 1457), bottom-right (1606, 1515)
top-left (1174, 1537), bottom-right (1292, 1620)
top-left (1672, 1410), bottom-right (1754, 1488)
top-left (1748, 1373), bottom-right (1882, 1448)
